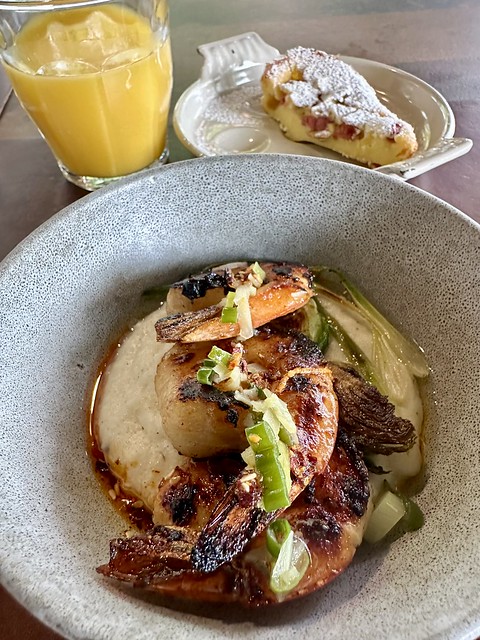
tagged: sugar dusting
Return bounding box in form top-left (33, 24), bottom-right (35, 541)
top-left (196, 84), bottom-right (268, 154)
top-left (269, 47), bottom-right (413, 138)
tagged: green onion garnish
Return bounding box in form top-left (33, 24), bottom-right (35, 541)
top-left (256, 443), bottom-right (291, 512)
top-left (220, 291), bottom-right (238, 323)
top-left (266, 518), bottom-right (291, 558)
top-left (221, 306), bottom-right (238, 323)
top-left (196, 367), bottom-right (215, 385)
top-left (196, 345), bottom-right (234, 385)
top-left (251, 261), bottom-right (266, 284)
top-left (246, 420), bottom-right (277, 453)
top-left (207, 345), bottom-right (232, 367)
top-left (268, 525), bottom-right (311, 595)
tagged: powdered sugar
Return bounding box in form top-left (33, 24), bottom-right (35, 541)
top-left (272, 47), bottom-right (413, 138)
top-left (196, 85), bottom-right (268, 155)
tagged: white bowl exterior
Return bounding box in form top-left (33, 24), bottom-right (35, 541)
top-left (0, 155), bottom-right (479, 640)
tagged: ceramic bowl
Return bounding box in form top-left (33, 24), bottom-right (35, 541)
top-left (1, 155), bottom-right (479, 640)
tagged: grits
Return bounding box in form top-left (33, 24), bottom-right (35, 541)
top-left (95, 307), bottom-right (186, 513)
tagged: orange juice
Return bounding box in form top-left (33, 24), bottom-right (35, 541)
top-left (2, 4), bottom-right (172, 178)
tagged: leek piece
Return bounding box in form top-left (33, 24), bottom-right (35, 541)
top-left (221, 291), bottom-right (238, 323)
top-left (296, 299), bottom-right (330, 352)
top-left (234, 284), bottom-right (255, 340)
top-left (269, 531), bottom-right (311, 595)
top-left (315, 298), bottom-right (378, 387)
top-left (340, 275), bottom-right (429, 377)
top-left (400, 494), bottom-right (425, 531)
top-left (262, 390), bottom-right (298, 445)
top-left (364, 489), bottom-right (406, 544)
top-left (224, 291), bottom-right (236, 307)
top-left (266, 518), bottom-right (292, 558)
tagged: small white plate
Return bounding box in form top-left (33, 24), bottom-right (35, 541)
top-left (173, 32), bottom-right (472, 180)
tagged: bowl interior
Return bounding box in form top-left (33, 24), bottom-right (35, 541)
top-left (0, 155), bottom-right (479, 640)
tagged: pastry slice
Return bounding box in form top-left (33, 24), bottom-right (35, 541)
top-left (261, 47), bottom-right (418, 166)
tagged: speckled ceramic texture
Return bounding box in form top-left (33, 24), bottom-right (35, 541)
top-left (0, 155), bottom-right (479, 640)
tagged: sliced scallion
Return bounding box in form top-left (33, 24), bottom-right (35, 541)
top-left (221, 306), bottom-right (238, 323)
top-left (266, 518), bottom-right (291, 558)
top-left (196, 367), bottom-right (215, 385)
top-left (207, 345), bottom-right (232, 367)
top-left (269, 530), bottom-right (311, 595)
top-left (246, 420), bottom-right (277, 453)
top-left (255, 441), bottom-right (291, 512)
top-left (220, 291), bottom-right (238, 323)
top-left (250, 261), bottom-right (266, 285)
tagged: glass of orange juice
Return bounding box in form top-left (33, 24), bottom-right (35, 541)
top-left (0, 0), bottom-right (173, 190)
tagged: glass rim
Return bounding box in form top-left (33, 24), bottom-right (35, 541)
top-left (0, 0), bottom-right (119, 11)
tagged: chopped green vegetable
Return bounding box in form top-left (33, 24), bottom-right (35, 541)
top-left (269, 529), bottom-right (311, 595)
top-left (234, 283), bottom-right (255, 340)
top-left (364, 489), bottom-right (406, 544)
top-left (250, 261), bottom-right (266, 284)
top-left (256, 441), bottom-right (291, 512)
top-left (220, 291), bottom-right (238, 323)
top-left (221, 306), bottom-right (238, 323)
top-left (207, 345), bottom-right (232, 367)
top-left (294, 298), bottom-right (330, 352)
top-left (364, 481), bottom-right (425, 543)
top-left (266, 518), bottom-right (291, 558)
top-left (196, 367), bottom-right (215, 385)
top-left (246, 420), bottom-right (277, 453)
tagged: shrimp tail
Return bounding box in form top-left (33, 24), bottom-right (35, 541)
top-left (155, 305), bottom-right (221, 341)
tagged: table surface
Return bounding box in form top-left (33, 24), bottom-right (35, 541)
top-left (1, 0), bottom-right (479, 637)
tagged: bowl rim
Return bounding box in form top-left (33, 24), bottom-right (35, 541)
top-left (1, 153), bottom-right (480, 640)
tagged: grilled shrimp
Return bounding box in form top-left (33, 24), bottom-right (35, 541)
top-left (97, 429), bottom-right (371, 606)
top-left (155, 328), bottom-right (338, 571)
top-left (155, 262), bottom-right (314, 343)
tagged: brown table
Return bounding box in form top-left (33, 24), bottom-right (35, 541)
top-left (1, 0), bottom-right (479, 637)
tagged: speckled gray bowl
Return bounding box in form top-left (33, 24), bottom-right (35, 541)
top-left (1, 155), bottom-right (479, 640)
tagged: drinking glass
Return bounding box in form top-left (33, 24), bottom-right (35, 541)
top-left (0, 0), bottom-right (173, 190)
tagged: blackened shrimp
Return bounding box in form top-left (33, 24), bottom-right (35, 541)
top-left (154, 328), bottom-right (339, 572)
top-left (154, 262), bottom-right (314, 343)
top-left (97, 429), bottom-right (371, 606)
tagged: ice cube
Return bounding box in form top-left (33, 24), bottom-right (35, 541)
top-left (102, 47), bottom-right (148, 71)
top-left (36, 59), bottom-right (99, 76)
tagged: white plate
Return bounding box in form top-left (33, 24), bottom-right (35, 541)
top-left (173, 32), bottom-right (472, 179)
